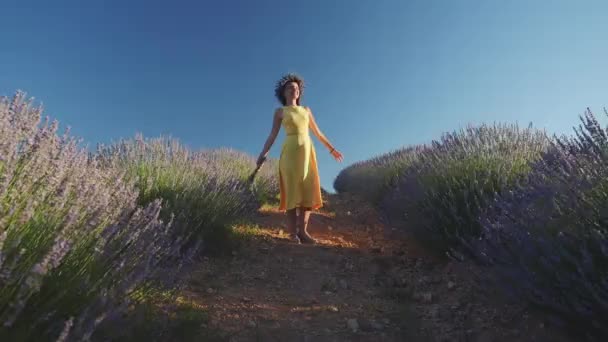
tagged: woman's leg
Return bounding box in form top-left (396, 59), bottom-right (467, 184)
top-left (297, 206), bottom-right (316, 243)
top-left (286, 208), bottom-right (299, 243)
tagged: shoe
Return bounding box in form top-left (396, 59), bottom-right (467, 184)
top-left (289, 233), bottom-right (301, 244)
top-left (297, 231), bottom-right (317, 244)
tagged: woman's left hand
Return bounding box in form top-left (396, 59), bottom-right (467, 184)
top-left (330, 149), bottom-right (343, 162)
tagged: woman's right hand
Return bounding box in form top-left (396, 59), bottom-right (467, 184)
top-left (256, 154), bottom-right (267, 167)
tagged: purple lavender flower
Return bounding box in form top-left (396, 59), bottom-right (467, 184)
top-left (470, 109), bottom-right (608, 340)
top-left (2, 91), bottom-right (266, 341)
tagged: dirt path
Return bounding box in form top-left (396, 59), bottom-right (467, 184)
top-left (178, 194), bottom-right (573, 342)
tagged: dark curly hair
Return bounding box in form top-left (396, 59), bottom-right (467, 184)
top-left (274, 73), bottom-right (305, 106)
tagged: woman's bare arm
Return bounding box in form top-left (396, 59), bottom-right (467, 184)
top-left (257, 108), bottom-right (283, 165)
top-left (306, 107), bottom-right (343, 162)
top-left (307, 106), bottom-right (334, 151)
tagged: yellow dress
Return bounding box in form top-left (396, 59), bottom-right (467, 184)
top-left (278, 105), bottom-right (323, 211)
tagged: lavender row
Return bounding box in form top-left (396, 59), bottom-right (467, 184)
top-left (388, 123), bottom-right (548, 254)
top-left (335, 110), bottom-right (608, 340)
top-left (470, 109), bottom-right (608, 340)
top-left (334, 145), bottom-right (426, 204)
top-left (95, 135), bottom-right (278, 254)
top-left (0, 91), bottom-right (277, 341)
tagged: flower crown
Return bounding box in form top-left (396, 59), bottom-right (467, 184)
top-left (274, 73), bottom-right (305, 105)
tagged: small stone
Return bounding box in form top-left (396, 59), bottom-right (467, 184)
top-left (431, 275), bottom-right (442, 284)
top-left (328, 225), bottom-right (333, 231)
top-left (539, 323), bottom-right (545, 329)
top-left (247, 320), bottom-right (257, 328)
top-left (477, 331), bottom-right (494, 340)
top-left (391, 288), bottom-right (412, 301)
top-left (324, 291), bottom-right (332, 295)
top-left (242, 297), bottom-right (252, 302)
top-left (327, 305), bottom-right (339, 312)
top-left (428, 305), bottom-right (439, 318)
top-left (322, 277), bottom-right (338, 292)
top-left (371, 321), bottom-right (384, 330)
top-left (346, 318), bottom-right (359, 332)
top-left (447, 281), bottom-right (456, 290)
top-left (414, 292), bottom-right (433, 303)
top-left (206, 288), bottom-right (215, 294)
top-left (347, 211), bottom-right (352, 216)
top-left (370, 246), bottom-right (383, 254)
top-left (382, 318), bottom-right (390, 325)
top-left (359, 319), bottom-right (373, 332)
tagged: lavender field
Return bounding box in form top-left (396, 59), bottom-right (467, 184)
top-left (0, 91), bottom-right (278, 341)
top-left (2, 88), bottom-right (606, 341)
top-left (335, 109), bottom-right (608, 340)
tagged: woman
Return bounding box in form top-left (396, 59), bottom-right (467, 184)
top-left (256, 73), bottom-right (343, 244)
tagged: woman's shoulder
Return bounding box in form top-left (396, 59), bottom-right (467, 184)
top-left (274, 106), bottom-right (285, 119)
top-left (302, 106), bottom-right (313, 117)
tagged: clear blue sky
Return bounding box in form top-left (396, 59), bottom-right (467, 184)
top-left (1, 0), bottom-right (607, 191)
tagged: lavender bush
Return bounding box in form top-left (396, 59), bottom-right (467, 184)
top-left (351, 123), bottom-right (547, 254)
top-left (193, 147), bottom-right (279, 204)
top-left (0, 91), bottom-right (183, 341)
top-left (95, 136), bottom-right (278, 254)
top-left (335, 124), bottom-right (548, 254)
top-left (334, 146), bottom-right (425, 204)
top-left (470, 109), bottom-right (608, 340)
top-left (336, 107), bottom-right (608, 340)
top-left (0, 90), bottom-right (278, 341)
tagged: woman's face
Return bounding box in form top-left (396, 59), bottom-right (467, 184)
top-left (283, 82), bottom-right (300, 102)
